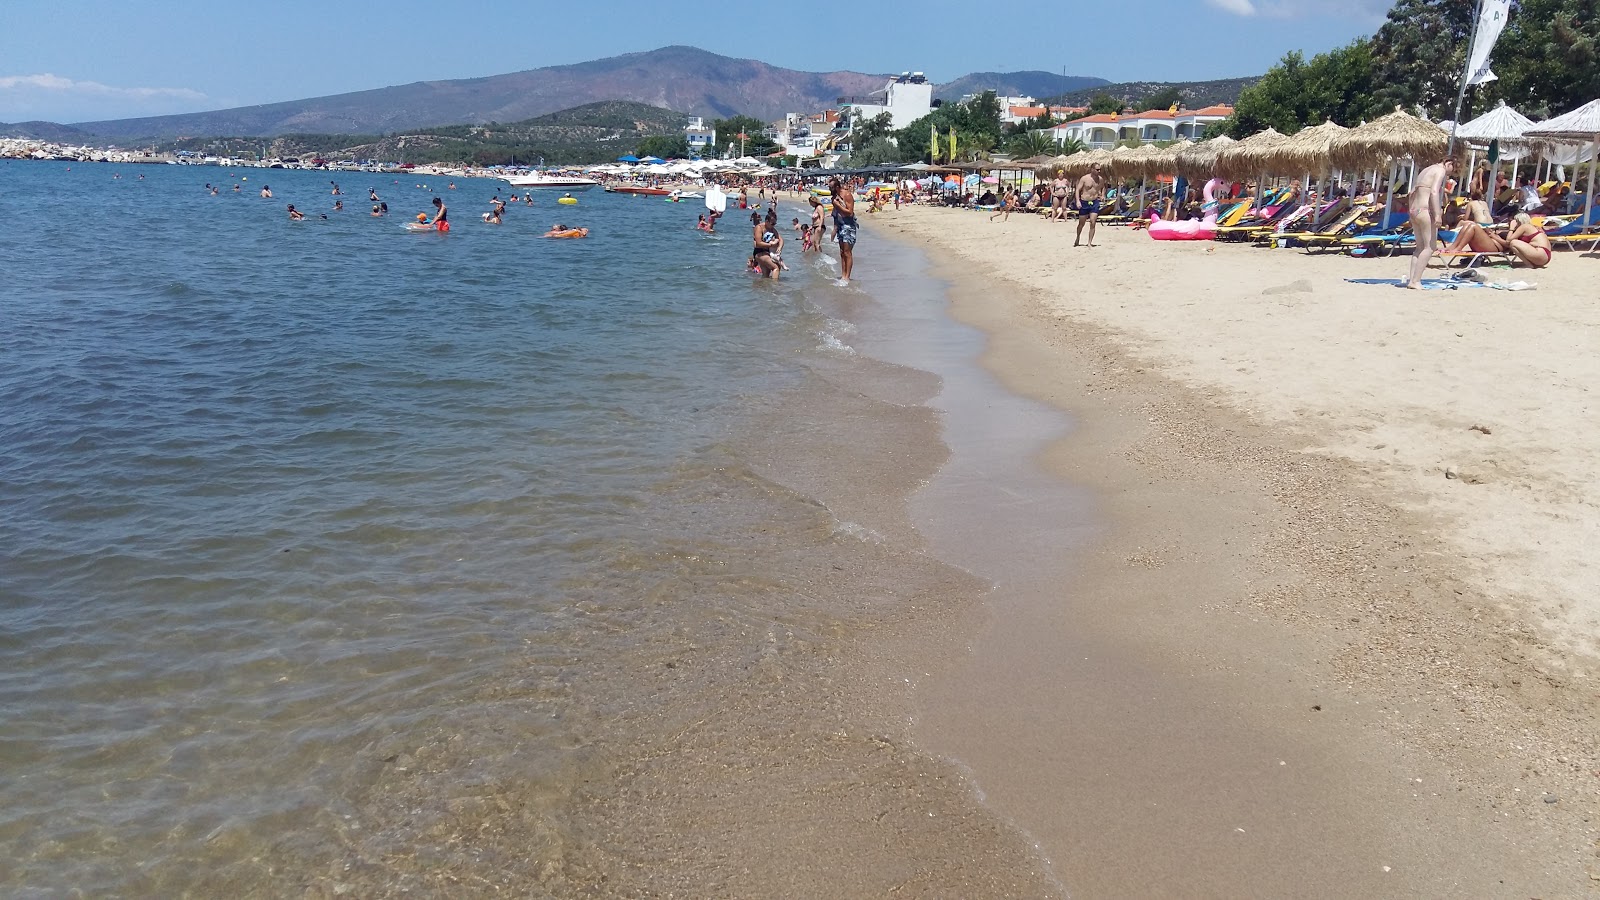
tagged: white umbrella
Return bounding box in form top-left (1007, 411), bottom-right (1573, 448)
top-left (1525, 99), bottom-right (1600, 226)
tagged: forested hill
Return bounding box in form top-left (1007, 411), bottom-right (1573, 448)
top-left (166, 101), bottom-right (689, 167)
top-left (1045, 77), bottom-right (1259, 110)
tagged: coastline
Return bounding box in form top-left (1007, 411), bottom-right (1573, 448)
top-left (863, 209), bottom-right (1600, 894)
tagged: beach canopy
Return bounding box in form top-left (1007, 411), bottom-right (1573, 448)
top-left (1267, 120), bottom-right (1350, 176)
top-left (1329, 107), bottom-right (1450, 171)
top-left (616, 155), bottom-right (640, 163)
top-left (1108, 145), bottom-right (1143, 178)
top-left (1216, 127), bottom-right (1290, 179)
top-left (1523, 98), bottom-right (1600, 143)
top-left (1174, 135), bottom-right (1236, 180)
top-left (1453, 101), bottom-right (1536, 149)
top-left (1524, 99), bottom-right (1600, 228)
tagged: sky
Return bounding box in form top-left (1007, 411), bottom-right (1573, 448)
top-left (0, 0), bottom-right (1393, 124)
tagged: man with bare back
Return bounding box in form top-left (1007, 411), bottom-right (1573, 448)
top-left (1405, 156), bottom-right (1457, 289)
top-left (1075, 163), bottom-right (1105, 247)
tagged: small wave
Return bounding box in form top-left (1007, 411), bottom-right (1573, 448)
top-left (817, 331), bottom-right (856, 356)
top-left (830, 519), bottom-right (883, 544)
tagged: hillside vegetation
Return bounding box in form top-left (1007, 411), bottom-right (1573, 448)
top-left (166, 102), bottom-right (688, 166)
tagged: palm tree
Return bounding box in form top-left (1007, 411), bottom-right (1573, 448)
top-left (1057, 136), bottom-right (1087, 156)
top-left (1005, 129), bottom-right (1056, 158)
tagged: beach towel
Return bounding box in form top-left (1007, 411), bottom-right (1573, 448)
top-left (1343, 278), bottom-right (1488, 290)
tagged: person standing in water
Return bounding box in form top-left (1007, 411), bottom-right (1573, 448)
top-left (828, 178), bottom-right (857, 286)
top-left (431, 196), bottom-right (450, 232)
top-left (1405, 156), bottom-right (1457, 289)
top-left (261, 185), bottom-right (273, 199)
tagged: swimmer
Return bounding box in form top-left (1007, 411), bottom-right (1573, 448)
top-left (696, 213), bottom-right (710, 231)
top-left (333, 200), bottom-right (343, 211)
top-left (485, 206), bottom-right (502, 224)
top-left (380, 202), bottom-right (388, 214)
top-left (261, 185), bottom-right (273, 199)
top-left (233, 184), bottom-right (240, 193)
top-left (448, 182), bottom-right (456, 190)
top-left (287, 204), bottom-right (305, 220)
top-left (372, 204), bottom-right (384, 216)
top-left (330, 182), bottom-right (341, 195)
top-left (430, 196), bottom-right (449, 232)
top-left (369, 189), bottom-right (380, 202)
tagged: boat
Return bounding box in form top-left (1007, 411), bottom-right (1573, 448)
top-left (607, 186), bottom-right (672, 196)
top-left (501, 173), bottom-right (600, 191)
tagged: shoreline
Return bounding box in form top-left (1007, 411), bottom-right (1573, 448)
top-left (862, 211), bottom-right (1600, 893)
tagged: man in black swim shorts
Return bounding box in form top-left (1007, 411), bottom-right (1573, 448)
top-left (1075, 163), bottom-right (1105, 247)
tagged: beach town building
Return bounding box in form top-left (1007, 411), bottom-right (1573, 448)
top-left (684, 117), bottom-right (716, 157)
top-left (1048, 104), bottom-right (1235, 148)
top-left (839, 72), bottom-right (934, 129)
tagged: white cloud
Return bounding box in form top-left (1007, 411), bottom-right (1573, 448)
top-left (0, 73), bottom-right (207, 122)
top-left (1208, 0), bottom-right (1389, 19)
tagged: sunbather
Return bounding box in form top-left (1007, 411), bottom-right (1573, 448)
top-left (1444, 220), bottom-right (1505, 254)
top-left (1504, 213), bottom-right (1553, 269)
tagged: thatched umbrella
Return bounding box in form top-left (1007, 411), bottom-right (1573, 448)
top-left (1525, 98), bottom-right (1600, 227)
top-left (1328, 106), bottom-right (1450, 172)
top-left (1330, 107), bottom-right (1451, 231)
top-left (1108, 144), bottom-right (1144, 178)
top-left (1174, 135), bottom-right (1235, 181)
top-left (1267, 120), bottom-right (1350, 176)
top-left (1216, 127), bottom-right (1289, 180)
top-left (1060, 147), bottom-right (1114, 176)
top-left (1141, 144), bottom-right (1180, 178)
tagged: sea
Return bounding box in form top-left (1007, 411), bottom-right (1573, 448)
top-left (0, 160), bottom-right (1086, 897)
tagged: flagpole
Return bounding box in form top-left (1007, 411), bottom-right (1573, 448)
top-left (1448, 0), bottom-right (1485, 159)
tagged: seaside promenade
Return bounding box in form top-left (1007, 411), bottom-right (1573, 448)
top-left (873, 204), bottom-right (1600, 893)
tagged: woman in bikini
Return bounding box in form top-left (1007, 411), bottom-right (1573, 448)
top-left (1504, 212), bottom-right (1553, 268)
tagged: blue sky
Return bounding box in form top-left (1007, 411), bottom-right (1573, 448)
top-left (0, 0), bottom-right (1392, 123)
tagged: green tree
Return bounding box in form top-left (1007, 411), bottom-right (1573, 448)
top-left (1490, 0), bottom-right (1600, 117)
top-left (1057, 136), bottom-right (1087, 156)
top-left (1142, 86), bottom-right (1184, 111)
top-left (851, 136), bottom-right (905, 166)
top-left (1006, 129), bottom-right (1057, 157)
top-left (709, 114), bottom-right (778, 157)
top-left (1087, 94), bottom-right (1123, 115)
top-left (1368, 0), bottom-right (1477, 116)
top-left (1227, 39), bottom-right (1378, 137)
top-left (636, 134), bottom-right (690, 160)
top-left (851, 111), bottom-right (896, 147)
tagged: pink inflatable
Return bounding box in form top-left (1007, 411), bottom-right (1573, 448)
top-left (1148, 176), bottom-right (1221, 240)
top-left (1148, 216), bottom-right (1216, 240)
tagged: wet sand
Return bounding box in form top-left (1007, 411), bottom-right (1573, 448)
top-left (871, 208), bottom-right (1600, 896)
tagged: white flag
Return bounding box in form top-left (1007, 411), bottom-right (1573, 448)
top-left (1466, 0), bottom-right (1512, 86)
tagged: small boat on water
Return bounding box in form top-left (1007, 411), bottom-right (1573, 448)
top-left (502, 173), bottom-right (600, 191)
top-left (607, 186), bottom-right (672, 196)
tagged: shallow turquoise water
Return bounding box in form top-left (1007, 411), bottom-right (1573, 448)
top-left (0, 161), bottom-right (860, 892)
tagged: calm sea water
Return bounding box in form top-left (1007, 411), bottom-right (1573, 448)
top-left (0, 162), bottom-right (903, 894)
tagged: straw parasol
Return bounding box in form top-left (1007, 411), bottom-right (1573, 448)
top-left (1059, 146), bottom-right (1114, 176)
top-left (1140, 143), bottom-right (1180, 178)
top-left (1329, 106), bottom-right (1450, 171)
top-left (1216, 127), bottom-right (1289, 180)
top-left (1267, 120), bottom-right (1350, 176)
top-left (1108, 144), bottom-right (1145, 178)
top-left (1174, 135), bottom-right (1235, 180)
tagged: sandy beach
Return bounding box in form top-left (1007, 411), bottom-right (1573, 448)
top-left (865, 206), bottom-right (1600, 895)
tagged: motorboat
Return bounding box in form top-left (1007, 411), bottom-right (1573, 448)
top-left (501, 172), bottom-right (600, 191)
top-left (607, 185), bottom-right (672, 196)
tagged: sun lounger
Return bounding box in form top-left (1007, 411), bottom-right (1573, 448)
top-left (1252, 199), bottom-right (1355, 247)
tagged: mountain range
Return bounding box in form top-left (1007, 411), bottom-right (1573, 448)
top-left (43, 47), bottom-right (1112, 142)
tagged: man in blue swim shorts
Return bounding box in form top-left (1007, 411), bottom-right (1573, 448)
top-left (1075, 162), bottom-right (1106, 248)
top-left (829, 177), bottom-right (858, 286)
